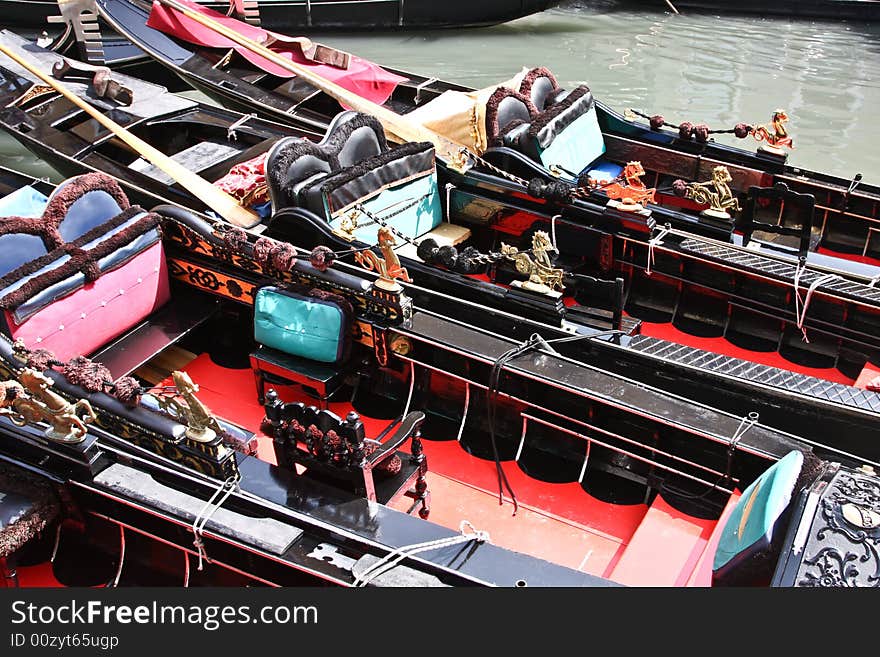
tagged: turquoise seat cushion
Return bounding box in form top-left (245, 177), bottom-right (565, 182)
top-left (328, 171), bottom-right (442, 244)
top-left (538, 104), bottom-right (606, 177)
top-left (713, 450), bottom-right (804, 574)
top-left (254, 286), bottom-right (350, 364)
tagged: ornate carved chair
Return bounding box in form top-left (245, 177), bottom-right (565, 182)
top-left (263, 392), bottom-right (429, 518)
top-left (737, 182), bottom-right (816, 260)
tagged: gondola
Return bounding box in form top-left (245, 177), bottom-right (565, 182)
top-left (13, 1), bottom-right (190, 92)
top-left (2, 32), bottom-right (880, 467)
top-left (2, 0), bottom-right (560, 30)
top-left (0, 165), bottom-right (875, 588)
top-left (94, 0), bottom-right (880, 263)
top-left (0, 30), bottom-right (878, 461)
top-left (83, 3), bottom-right (880, 360)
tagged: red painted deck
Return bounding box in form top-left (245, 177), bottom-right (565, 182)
top-left (19, 284), bottom-right (863, 585)
top-left (609, 495), bottom-right (717, 587)
top-left (180, 353), bottom-right (649, 577)
top-left (686, 491), bottom-right (743, 587)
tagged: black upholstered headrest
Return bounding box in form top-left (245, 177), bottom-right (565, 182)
top-left (485, 87), bottom-right (537, 144)
top-left (323, 113), bottom-right (388, 169)
top-left (519, 67), bottom-right (560, 112)
top-left (266, 137), bottom-right (339, 212)
top-left (265, 111), bottom-right (392, 212)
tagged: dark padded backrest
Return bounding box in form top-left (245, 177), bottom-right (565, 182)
top-left (266, 137), bottom-right (338, 212)
top-left (323, 112), bottom-right (388, 169)
top-left (265, 111), bottom-right (390, 213)
top-left (485, 87), bottom-right (537, 146)
top-left (519, 67), bottom-right (560, 112)
top-left (312, 141), bottom-right (436, 220)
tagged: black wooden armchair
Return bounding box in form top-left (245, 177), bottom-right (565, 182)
top-left (263, 391), bottom-right (429, 518)
top-left (737, 182), bottom-right (816, 260)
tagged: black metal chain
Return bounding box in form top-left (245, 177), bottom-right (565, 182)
top-left (344, 193), bottom-right (433, 249)
top-left (462, 148), bottom-right (603, 202)
top-left (461, 148), bottom-right (530, 187)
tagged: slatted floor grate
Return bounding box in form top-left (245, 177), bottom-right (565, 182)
top-left (628, 334), bottom-right (880, 413)
top-left (679, 238), bottom-right (880, 304)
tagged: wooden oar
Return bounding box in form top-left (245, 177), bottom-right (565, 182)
top-left (152, 0), bottom-right (472, 171)
top-left (0, 42), bottom-right (261, 229)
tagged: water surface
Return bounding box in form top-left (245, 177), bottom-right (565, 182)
top-left (2, 1), bottom-right (878, 182)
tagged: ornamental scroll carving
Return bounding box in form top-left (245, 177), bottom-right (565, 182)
top-left (796, 470), bottom-right (880, 587)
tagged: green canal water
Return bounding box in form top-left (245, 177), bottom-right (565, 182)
top-left (2, 1), bottom-right (878, 182)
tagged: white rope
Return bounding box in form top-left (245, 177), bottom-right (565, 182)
top-left (226, 112), bottom-right (256, 141)
top-left (792, 260), bottom-right (839, 343)
top-left (191, 476), bottom-right (239, 571)
top-left (868, 273), bottom-right (880, 288)
top-left (111, 525), bottom-right (126, 587)
top-left (646, 224), bottom-right (672, 276)
top-left (352, 520), bottom-right (490, 587)
top-left (401, 360), bottom-right (416, 419)
top-left (550, 214), bottom-right (561, 251)
top-left (455, 382), bottom-right (470, 443)
top-left (729, 411), bottom-right (759, 450)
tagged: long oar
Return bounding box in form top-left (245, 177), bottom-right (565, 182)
top-left (0, 43), bottom-right (261, 229)
top-left (152, 0), bottom-right (472, 171)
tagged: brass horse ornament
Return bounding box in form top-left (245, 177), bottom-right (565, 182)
top-left (153, 371), bottom-right (223, 443)
top-left (677, 165), bottom-right (742, 219)
top-left (500, 230), bottom-right (565, 296)
top-left (751, 109), bottom-right (794, 155)
top-left (0, 368), bottom-right (97, 443)
top-left (355, 226), bottom-right (412, 291)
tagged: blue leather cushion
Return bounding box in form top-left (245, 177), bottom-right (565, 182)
top-left (583, 160), bottom-right (624, 184)
top-left (0, 185), bottom-right (52, 277)
top-left (0, 233), bottom-right (48, 279)
top-left (254, 286), bottom-right (348, 364)
top-left (0, 184), bottom-right (49, 218)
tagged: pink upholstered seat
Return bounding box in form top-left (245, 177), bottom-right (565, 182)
top-left (0, 173), bottom-right (170, 361)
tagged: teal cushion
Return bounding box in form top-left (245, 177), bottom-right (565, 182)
top-left (538, 105), bottom-right (606, 176)
top-left (328, 172), bottom-right (442, 244)
top-left (254, 287), bottom-right (348, 363)
top-left (713, 450), bottom-right (804, 572)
